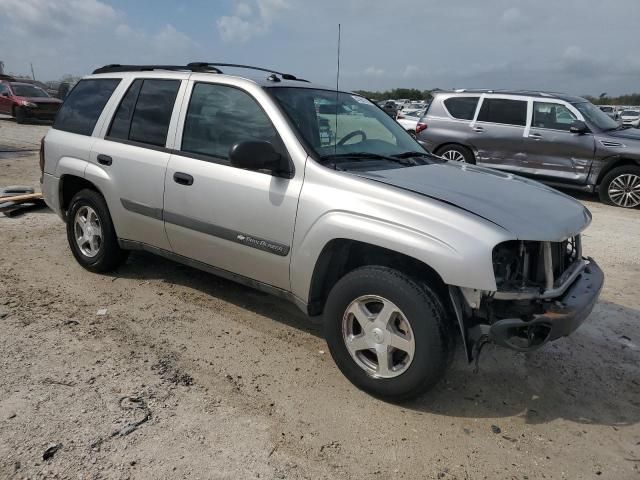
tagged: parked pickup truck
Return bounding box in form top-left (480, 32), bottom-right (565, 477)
top-left (41, 63), bottom-right (604, 400)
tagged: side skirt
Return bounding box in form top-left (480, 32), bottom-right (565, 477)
top-left (118, 239), bottom-right (310, 316)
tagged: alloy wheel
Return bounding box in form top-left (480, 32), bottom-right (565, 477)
top-left (74, 205), bottom-right (103, 257)
top-left (441, 149), bottom-right (466, 162)
top-left (608, 173), bottom-right (640, 208)
top-left (341, 295), bottom-right (415, 379)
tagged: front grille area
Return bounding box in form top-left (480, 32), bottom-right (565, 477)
top-left (493, 236), bottom-right (580, 292)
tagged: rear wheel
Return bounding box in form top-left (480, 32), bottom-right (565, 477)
top-left (323, 266), bottom-right (453, 401)
top-left (66, 189), bottom-right (129, 272)
top-left (598, 165), bottom-right (640, 208)
top-left (435, 144), bottom-right (475, 164)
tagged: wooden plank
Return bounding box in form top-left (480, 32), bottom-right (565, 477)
top-left (0, 192), bottom-right (43, 203)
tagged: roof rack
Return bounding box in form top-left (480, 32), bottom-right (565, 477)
top-left (92, 62), bottom-right (309, 82)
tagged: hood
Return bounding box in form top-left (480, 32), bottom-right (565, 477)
top-left (16, 96), bottom-right (62, 105)
top-left (606, 128), bottom-right (640, 141)
top-left (354, 163), bottom-right (591, 242)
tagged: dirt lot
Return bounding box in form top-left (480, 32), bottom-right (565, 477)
top-left (1, 116), bottom-right (639, 480)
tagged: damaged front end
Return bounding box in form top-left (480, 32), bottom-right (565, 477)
top-left (450, 235), bottom-right (604, 362)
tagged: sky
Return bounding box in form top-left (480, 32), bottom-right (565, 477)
top-left (0, 0), bottom-right (639, 96)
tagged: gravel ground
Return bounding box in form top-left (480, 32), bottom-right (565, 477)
top-left (0, 116), bottom-right (639, 480)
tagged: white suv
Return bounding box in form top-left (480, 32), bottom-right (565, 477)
top-left (41, 64), bottom-right (604, 400)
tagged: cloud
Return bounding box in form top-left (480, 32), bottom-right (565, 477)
top-left (0, 0), bottom-right (200, 79)
top-left (500, 7), bottom-right (523, 24)
top-left (217, 0), bottom-right (288, 43)
top-left (402, 65), bottom-right (421, 78)
top-left (364, 66), bottom-right (385, 77)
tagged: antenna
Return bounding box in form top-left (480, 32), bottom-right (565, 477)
top-left (334, 24), bottom-right (341, 156)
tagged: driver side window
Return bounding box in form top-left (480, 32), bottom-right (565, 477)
top-left (181, 83), bottom-right (284, 161)
top-left (533, 102), bottom-right (577, 131)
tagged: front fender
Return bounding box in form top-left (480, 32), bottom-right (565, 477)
top-left (290, 210), bottom-right (500, 303)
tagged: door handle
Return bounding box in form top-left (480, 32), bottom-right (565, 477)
top-left (529, 133), bottom-right (543, 140)
top-left (472, 126), bottom-right (484, 132)
top-left (97, 154), bottom-right (112, 166)
top-left (173, 172), bottom-right (194, 186)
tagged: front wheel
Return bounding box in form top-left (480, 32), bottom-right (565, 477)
top-left (323, 266), bottom-right (453, 401)
top-left (14, 107), bottom-right (26, 124)
top-left (66, 189), bottom-right (129, 272)
top-left (598, 166), bottom-right (640, 208)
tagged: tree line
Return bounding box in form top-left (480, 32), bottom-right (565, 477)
top-left (583, 93), bottom-right (640, 106)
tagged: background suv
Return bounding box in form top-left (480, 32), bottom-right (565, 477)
top-left (417, 90), bottom-right (640, 208)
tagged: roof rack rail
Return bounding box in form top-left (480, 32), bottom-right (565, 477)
top-left (186, 62), bottom-right (308, 82)
top-left (92, 64), bottom-right (222, 74)
top-left (92, 62), bottom-right (309, 82)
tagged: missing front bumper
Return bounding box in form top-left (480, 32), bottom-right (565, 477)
top-left (488, 258), bottom-right (604, 352)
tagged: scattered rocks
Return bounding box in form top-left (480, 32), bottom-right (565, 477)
top-left (42, 442), bottom-right (62, 461)
top-left (491, 425), bottom-right (502, 434)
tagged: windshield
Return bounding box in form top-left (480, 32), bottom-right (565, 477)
top-left (11, 84), bottom-right (50, 98)
top-left (269, 87), bottom-right (423, 160)
top-left (572, 101), bottom-right (619, 130)
top-left (621, 110), bottom-right (639, 116)
top-left (600, 107), bottom-right (613, 112)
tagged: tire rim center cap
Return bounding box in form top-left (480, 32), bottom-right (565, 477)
top-left (372, 327), bottom-right (385, 344)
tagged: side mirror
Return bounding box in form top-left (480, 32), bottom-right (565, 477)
top-left (0, 92), bottom-right (9, 97)
top-left (570, 120), bottom-right (588, 134)
top-left (229, 140), bottom-right (292, 178)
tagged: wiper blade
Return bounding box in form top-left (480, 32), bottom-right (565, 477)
top-left (320, 152), bottom-right (414, 165)
top-left (391, 151), bottom-right (432, 159)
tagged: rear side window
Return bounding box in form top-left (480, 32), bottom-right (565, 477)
top-left (477, 98), bottom-right (527, 126)
top-left (181, 83), bottom-right (283, 160)
top-left (107, 79), bottom-right (180, 147)
top-left (53, 79), bottom-right (120, 136)
top-left (443, 96), bottom-right (478, 120)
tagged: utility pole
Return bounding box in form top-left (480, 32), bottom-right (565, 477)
top-left (30, 63), bottom-right (35, 80)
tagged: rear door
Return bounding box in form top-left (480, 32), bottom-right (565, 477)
top-left (88, 75), bottom-right (187, 250)
top-left (525, 101), bottom-right (595, 183)
top-left (470, 96), bottom-right (529, 171)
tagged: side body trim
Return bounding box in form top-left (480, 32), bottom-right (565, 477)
top-left (120, 198), bottom-right (291, 256)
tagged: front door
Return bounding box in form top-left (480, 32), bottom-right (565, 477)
top-left (470, 96), bottom-right (529, 172)
top-left (0, 83), bottom-right (12, 114)
top-left (524, 101), bottom-right (595, 184)
top-left (163, 81), bottom-right (303, 291)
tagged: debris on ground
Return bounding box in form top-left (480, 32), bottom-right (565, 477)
top-left (96, 308), bottom-right (108, 316)
top-left (42, 442), bottom-right (62, 461)
top-left (152, 356), bottom-right (194, 386)
top-left (491, 425), bottom-right (501, 434)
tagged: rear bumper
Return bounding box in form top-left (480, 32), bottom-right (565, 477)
top-left (22, 107), bottom-right (59, 120)
top-left (489, 258), bottom-right (604, 351)
top-left (41, 172), bottom-right (63, 218)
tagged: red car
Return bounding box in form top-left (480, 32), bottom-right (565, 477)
top-left (0, 80), bottom-right (63, 123)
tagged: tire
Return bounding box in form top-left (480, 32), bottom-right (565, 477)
top-left (14, 107), bottom-right (26, 124)
top-left (66, 189), bottom-right (129, 272)
top-left (435, 144), bottom-right (475, 164)
top-left (323, 266), bottom-right (453, 401)
top-left (598, 165), bottom-right (640, 208)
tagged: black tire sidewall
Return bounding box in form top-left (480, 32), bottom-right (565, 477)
top-left (324, 266), bottom-right (450, 401)
top-left (15, 107), bottom-right (26, 124)
top-left (66, 189), bottom-right (124, 272)
top-left (599, 165), bottom-right (640, 208)
top-left (436, 144), bottom-right (475, 164)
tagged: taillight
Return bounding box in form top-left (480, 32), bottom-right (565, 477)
top-left (39, 136), bottom-right (45, 174)
top-left (416, 122), bottom-right (428, 134)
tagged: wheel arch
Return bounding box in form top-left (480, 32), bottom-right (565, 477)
top-left (306, 239), bottom-right (450, 317)
top-left (59, 174), bottom-right (104, 220)
top-left (596, 157), bottom-right (640, 186)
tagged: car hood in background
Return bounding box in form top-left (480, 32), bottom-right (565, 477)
top-left (607, 127), bottom-right (640, 141)
top-left (16, 96), bottom-right (62, 105)
top-left (354, 163), bottom-right (591, 242)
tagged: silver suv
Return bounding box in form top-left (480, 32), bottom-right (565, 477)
top-left (417, 90), bottom-right (640, 208)
top-left (41, 64), bottom-right (604, 400)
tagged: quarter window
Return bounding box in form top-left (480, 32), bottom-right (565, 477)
top-left (108, 79), bottom-right (143, 140)
top-left (532, 102), bottom-right (577, 131)
top-left (181, 83), bottom-right (283, 160)
top-left (443, 96), bottom-right (479, 120)
top-left (477, 98), bottom-right (527, 126)
top-left (53, 79), bottom-right (121, 136)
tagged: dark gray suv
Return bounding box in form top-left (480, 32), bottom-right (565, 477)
top-left (416, 90), bottom-right (640, 208)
